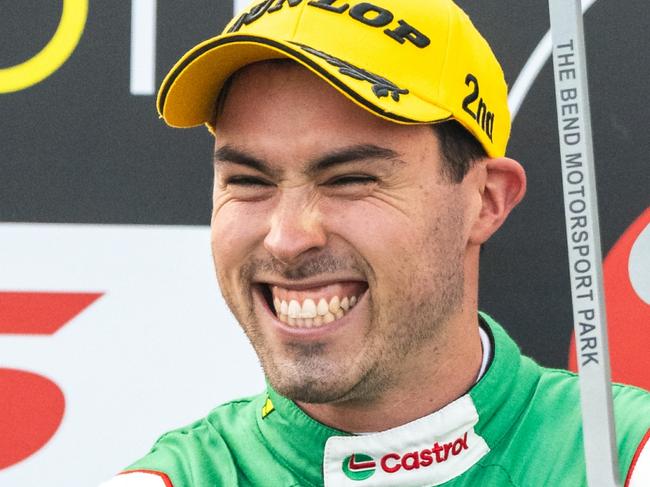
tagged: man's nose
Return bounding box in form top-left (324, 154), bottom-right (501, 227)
top-left (263, 190), bottom-right (327, 264)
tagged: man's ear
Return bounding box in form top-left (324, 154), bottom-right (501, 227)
top-left (469, 157), bottom-right (527, 245)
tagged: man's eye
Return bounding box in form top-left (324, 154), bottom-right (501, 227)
top-left (326, 175), bottom-right (377, 186)
top-left (226, 176), bottom-right (273, 187)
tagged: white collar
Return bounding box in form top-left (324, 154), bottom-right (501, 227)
top-left (477, 325), bottom-right (492, 383)
top-left (323, 326), bottom-right (493, 486)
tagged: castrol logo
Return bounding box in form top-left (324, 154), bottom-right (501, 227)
top-left (380, 432), bottom-right (469, 474)
top-left (341, 432), bottom-right (469, 481)
top-left (324, 395), bottom-right (490, 486)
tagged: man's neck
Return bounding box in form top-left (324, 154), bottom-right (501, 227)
top-left (295, 317), bottom-right (484, 433)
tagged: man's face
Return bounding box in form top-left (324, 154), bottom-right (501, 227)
top-left (211, 63), bottom-right (477, 404)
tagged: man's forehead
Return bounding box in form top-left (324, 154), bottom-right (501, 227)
top-left (214, 61), bottom-right (436, 157)
top-left (216, 60), bottom-right (380, 128)
top-left (225, 59), bottom-right (302, 91)
top-left (211, 60), bottom-right (450, 180)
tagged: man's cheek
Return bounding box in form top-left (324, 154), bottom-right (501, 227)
top-left (213, 213), bottom-right (262, 263)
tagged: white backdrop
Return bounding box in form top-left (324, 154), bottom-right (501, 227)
top-left (0, 224), bottom-right (264, 486)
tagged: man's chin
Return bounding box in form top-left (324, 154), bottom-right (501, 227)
top-left (265, 359), bottom-right (358, 404)
top-left (272, 378), bottom-right (352, 404)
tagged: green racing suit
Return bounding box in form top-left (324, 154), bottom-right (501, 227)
top-left (101, 313), bottom-right (650, 486)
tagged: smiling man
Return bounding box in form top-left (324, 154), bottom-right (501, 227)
top-left (210, 62), bottom-right (497, 432)
top-left (102, 1), bottom-right (650, 486)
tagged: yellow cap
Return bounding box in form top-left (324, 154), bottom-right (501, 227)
top-left (157, 0), bottom-right (510, 157)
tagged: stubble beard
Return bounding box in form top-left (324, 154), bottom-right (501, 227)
top-left (332, 245), bottom-right (465, 405)
top-left (217, 239), bottom-right (465, 406)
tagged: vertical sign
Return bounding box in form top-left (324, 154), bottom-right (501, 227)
top-left (548, 1), bottom-right (619, 486)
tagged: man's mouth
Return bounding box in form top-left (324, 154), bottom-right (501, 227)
top-left (259, 281), bottom-right (368, 329)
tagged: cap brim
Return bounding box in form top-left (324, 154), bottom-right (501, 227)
top-left (157, 33), bottom-right (452, 129)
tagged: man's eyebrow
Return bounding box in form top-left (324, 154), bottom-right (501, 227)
top-left (213, 143), bottom-right (403, 176)
top-left (307, 144), bottom-right (403, 174)
top-left (213, 145), bottom-right (278, 177)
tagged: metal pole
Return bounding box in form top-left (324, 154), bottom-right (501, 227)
top-left (547, 1), bottom-right (620, 486)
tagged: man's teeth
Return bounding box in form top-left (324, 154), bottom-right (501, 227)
top-left (272, 295), bottom-right (359, 327)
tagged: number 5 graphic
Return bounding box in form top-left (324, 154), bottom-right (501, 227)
top-left (0, 292), bottom-right (101, 470)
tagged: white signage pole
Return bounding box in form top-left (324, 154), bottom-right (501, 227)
top-left (234, 0), bottom-right (249, 15)
top-left (130, 0), bottom-right (157, 95)
top-left (548, 1), bottom-right (620, 486)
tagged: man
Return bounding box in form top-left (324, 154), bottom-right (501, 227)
top-left (102, 0), bottom-right (650, 485)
